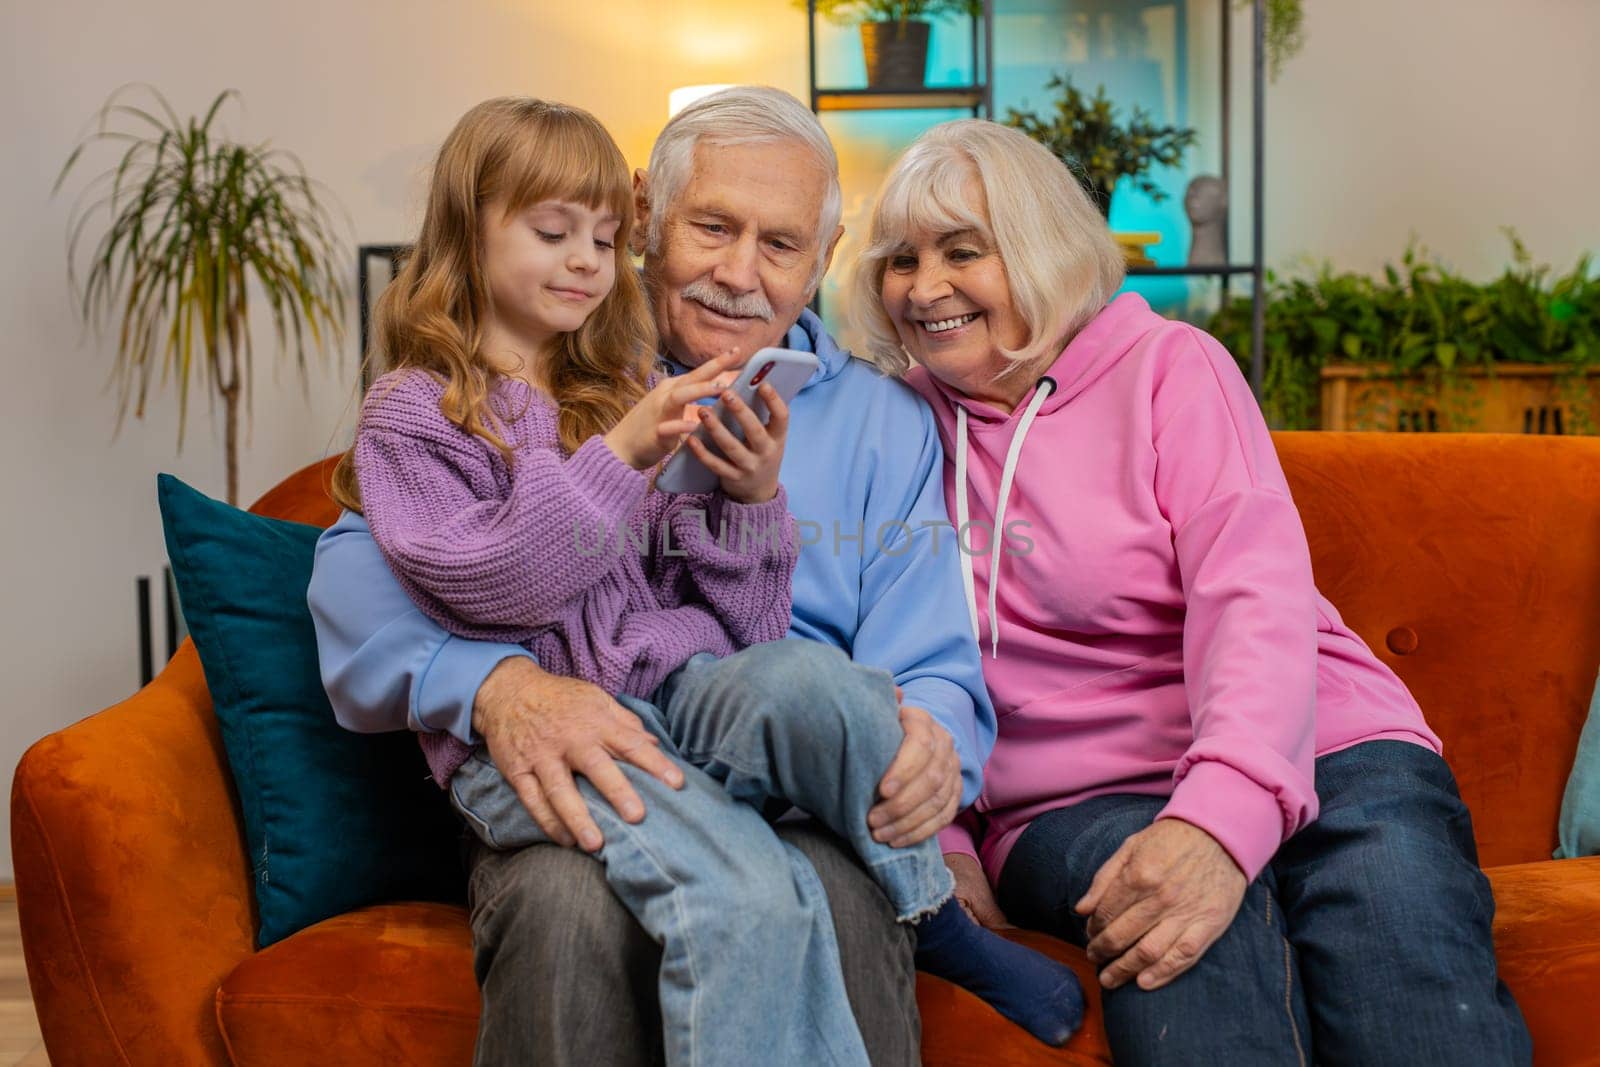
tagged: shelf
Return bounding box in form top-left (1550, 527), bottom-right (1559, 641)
top-left (1126, 264), bottom-right (1258, 277)
top-left (814, 88), bottom-right (986, 112)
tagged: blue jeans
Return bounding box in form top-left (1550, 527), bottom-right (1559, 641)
top-left (997, 740), bottom-right (1531, 1066)
top-left (450, 638), bottom-right (954, 1067)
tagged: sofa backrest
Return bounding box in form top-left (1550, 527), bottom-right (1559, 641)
top-left (1275, 432), bottom-right (1600, 867)
top-left (268, 435), bottom-right (1600, 869)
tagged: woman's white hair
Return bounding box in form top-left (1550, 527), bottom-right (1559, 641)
top-left (850, 119), bottom-right (1126, 378)
top-left (645, 86), bottom-right (843, 291)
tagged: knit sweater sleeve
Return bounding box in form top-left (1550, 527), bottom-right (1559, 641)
top-left (651, 488), bottom-right (798, 648)
top-left (354, 372), bottom-right (650, 629)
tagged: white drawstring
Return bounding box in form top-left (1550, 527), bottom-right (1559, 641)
top-left (956, 377), bottom-right (1055, 658)
top-left (954, 405), bottom-right (980, 644)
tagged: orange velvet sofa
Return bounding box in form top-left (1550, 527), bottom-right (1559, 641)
top-left (13, 431), bottom-right (1600, 1066)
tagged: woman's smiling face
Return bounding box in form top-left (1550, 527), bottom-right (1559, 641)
top-left (877, 187), bottom-right (1031, 411)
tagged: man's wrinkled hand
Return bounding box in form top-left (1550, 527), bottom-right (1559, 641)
top-left (473, 657), bottom-right (685, 853)
top-left (868, 704), bottom-right (961, 848)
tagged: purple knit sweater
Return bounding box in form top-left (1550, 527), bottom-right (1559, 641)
top-left (354, 369), bottom-right (799, 785)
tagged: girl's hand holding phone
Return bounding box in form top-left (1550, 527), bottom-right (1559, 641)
top-left (603, 353), bottom-right (740, 470)
top-left (684, 383), bottom-right (789, 504)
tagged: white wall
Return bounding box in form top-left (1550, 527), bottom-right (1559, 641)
top-left (1264, 0), bottom-right (1599, 277)
top-left (1, 0), bottom-right (1594, 879)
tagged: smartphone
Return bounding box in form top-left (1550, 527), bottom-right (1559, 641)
top-left (655, 347), bottom-right (819, 494)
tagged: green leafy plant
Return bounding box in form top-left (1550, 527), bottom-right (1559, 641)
top-left (1003, 75), bottom-right (1197, 217)
top-left (1239, 0), bottom-right (1307, 80)
top-left (801, 0), bottom-right (982, 24)
top-left (1207, 232), bottom-right (1600, 430)
top-left (56, 86), bottom-right (347, 504)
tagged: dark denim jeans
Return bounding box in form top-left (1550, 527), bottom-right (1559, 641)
top-left (998, 741), bottom-right (1532, 1066)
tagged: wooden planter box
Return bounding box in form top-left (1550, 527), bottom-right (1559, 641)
top-left (1320, 363), bottom-right (1600, 434)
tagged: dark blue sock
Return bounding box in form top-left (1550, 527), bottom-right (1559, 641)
top-left (913, 898), bottom-right (1084, 1047)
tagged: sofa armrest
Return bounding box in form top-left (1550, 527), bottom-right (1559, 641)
top-left (1486, 856), bottom-right (1600, 1066)
top-left (12, 641), bottom-right (252, 1067)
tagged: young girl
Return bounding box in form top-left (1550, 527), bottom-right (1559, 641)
top-left (327, 98), bottom-right (1081, 1064)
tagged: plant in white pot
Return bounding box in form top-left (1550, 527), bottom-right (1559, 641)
top-left (56, 86), bottom-right (347, 505)
top-left (806, 0), bottom-right (983, 89)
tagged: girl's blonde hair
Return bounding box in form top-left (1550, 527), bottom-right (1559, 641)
top-left (332, 97), bottom-right (655, 512)
top-left (850, 119), bottom-right (1125, 380)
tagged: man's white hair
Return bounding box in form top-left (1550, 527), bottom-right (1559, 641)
top-left (646, 86), bottom-right (843, 291)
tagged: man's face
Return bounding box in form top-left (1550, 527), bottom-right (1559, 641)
top-left (639, 139), bottom-right (842, 368)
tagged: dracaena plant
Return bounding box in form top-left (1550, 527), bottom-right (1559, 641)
top-left (1003, 75), bottom-right (1197, 218)
top-left (56, 85), bottom-right (347, 504)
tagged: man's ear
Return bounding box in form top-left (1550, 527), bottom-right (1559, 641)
top-left (809, 225), bottom-right (847, 297)
top-left (631, 168), bottom-right (651, 256)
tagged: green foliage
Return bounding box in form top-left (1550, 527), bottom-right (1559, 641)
top-left (1207, 232), bottom-right (1600, 430)
top-left (1002, 75), bottom-right (1197, 216)
top-left (800, 0), bottom-right (981, 25)
top-left (56, 85), bottom-right (347, 503)
top-left (1238, 0), bottom-right (1307, 80)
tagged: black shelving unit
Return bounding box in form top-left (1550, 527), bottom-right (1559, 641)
top-left (357, 243), bottom-right (409, 390)
top-left (803, 0), bottom-right (1268, 395)
top-left (807, 0), bottom-right (995, 117)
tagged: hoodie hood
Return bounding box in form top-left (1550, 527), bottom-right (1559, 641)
top-left (783, 307), bottom-right (855, 387)
top-left (909, 292), bottom-right (1170, 657)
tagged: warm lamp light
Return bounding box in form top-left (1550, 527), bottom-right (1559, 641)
top-left (668, 84), bottom-right (735, 116)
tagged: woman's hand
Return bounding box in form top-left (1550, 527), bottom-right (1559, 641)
top-left (683, 382), bottom-right (790, 504)
top-left (603, 353), bottom-right (740, 470)
top-left (1075, 818), bottom-right (1246, 992)
top-left (946, 852), bottom-right (1009, 929)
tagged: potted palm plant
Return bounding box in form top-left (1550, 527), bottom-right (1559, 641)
top-left (807, 0), bottom-right (983, 89)
top-left (56, 86), bottom-right (347, 505)
top-left (1003, 74), bottom-right (1197, 219)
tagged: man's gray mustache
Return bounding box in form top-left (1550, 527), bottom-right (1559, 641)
top-left (681, 279), bottom-right (775, 322)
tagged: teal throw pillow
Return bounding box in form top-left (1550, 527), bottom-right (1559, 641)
top-left (1556, 670), bottom-right (1600, 859)
top-left (158, 473), bottom-right (464, 947)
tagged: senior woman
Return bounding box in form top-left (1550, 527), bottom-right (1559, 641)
top-left (850, 119), bottom-right (1532, 1066)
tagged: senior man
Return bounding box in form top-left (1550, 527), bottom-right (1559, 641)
top-left (309, 87), bottom-right (993, 1065)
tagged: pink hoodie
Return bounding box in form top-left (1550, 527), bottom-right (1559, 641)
top-left (911, 293), bottom-right (1439, 884)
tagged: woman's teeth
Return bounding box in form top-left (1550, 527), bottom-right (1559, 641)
top-left (923, 312), bottom-right (979, 334)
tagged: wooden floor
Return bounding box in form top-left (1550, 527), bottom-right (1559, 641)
top-left (0, 893), bottom-right (47, 1066)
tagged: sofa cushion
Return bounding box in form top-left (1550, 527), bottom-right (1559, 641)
top-left (1275, 432), bottom-right (1600, 867)
top-left (1483, 856), bottom-right (1600, 1066)
top-left (158, 474), bottom-right (465, 947)
top-left (216, 901), bottom-right (1112, 1067)
top-left (216, 903), bottom-right (478, 1066)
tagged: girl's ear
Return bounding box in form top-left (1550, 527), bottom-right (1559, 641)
top-left (630, 168), bottom-right (651, 256)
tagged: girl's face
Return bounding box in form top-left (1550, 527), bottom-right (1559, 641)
top-left (877, 196), bottom-right (1030, 412)
top-left (481, 197), bottom-right (620, 360)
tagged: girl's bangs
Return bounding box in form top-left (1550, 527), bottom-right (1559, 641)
top-left (501, 115), bottom-right (632, 218)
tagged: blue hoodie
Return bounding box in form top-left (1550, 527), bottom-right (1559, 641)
top-left (308, 309), bottom-right (997, 805)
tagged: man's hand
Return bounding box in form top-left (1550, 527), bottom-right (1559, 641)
top-left (473, 657), bottom-right (685, 853)
top-left (946, 852), bottom-right (1009, 929)
top-left (868, 704), bottom-right (961, 848)
top-left (1075, 818), bottom-right (1247, 992)
top-left (684, 382), bottom-right (789, 504)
